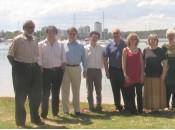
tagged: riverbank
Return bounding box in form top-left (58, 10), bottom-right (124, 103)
top-left (0, 97), bottom-right (175, 128)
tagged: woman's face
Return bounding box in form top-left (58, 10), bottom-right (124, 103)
top-left (148, 37), bottom-right (158, 48)
top-left (129, 36), bottom-right (138, 47)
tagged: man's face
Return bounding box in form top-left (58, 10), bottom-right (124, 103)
top-left (90, 34), bottom-right (99, 44)
top-left (47, 29), bottom-right (57, 40)
top-left (24, 23), bottom-right (35, 35)
top-left (113, 31), bottom-right (121, 41)
top-left (68, 30), bottom-right (77, 41)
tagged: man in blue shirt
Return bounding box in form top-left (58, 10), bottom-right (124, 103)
top-left (104, 28), bottom-right (126, 112)
top-left (61, 27), bottom-right (87, 115)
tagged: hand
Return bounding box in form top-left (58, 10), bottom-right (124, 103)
top-left (161, 73), bottom-right (166, 81)
top-left (124, 74), bottom-right (130, 83)
top-left (61, 63), bottom-right (66, 70)
top-left (106, 71), bottom-right (110, 79)
top-left (83, 71), bottom-right (87, 78)
top-left (140, 75), bottom-right (144, 83)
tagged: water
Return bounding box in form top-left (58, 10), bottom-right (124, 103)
top-left (0, 40), bottom-right (166, 104)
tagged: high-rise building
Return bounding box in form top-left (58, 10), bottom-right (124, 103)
top-left (94, 22), bottom-right (102, 35)
top-left (78, 26), bottom-right (90, 39)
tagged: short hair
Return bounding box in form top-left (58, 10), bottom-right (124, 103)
top-left (112, 27), bottom-right (121, 34)
top-left (67, 27), bottom-right (78, 34)
top-left (89, 31), bottom-right (100, 38)
top-left (23, 20), bottom-right (35, 30)
top-left (148, 33), bottom-right (159, 45)
top-left (126, 33), bottom-right (139, 47)
top-left (166, 28), bottom-right (175, 37)
top-left (46, 25), bottom-right (58, 34)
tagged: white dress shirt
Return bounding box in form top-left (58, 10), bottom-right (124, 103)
top-left (85, 43), bottom-right (104, 69)
top-left (38, 39), bottom-right (66, 68)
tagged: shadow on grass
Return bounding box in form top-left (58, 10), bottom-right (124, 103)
top-left (25, 124), bottom-right (67, 129)
top-left (141, 111), bottom-right (175, 119)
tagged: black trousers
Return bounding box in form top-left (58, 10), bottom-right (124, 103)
top-left (41, 67), bottom-right (64, 118)
top-left (166, 84), bottom-right (175, 108)
top-left (109, 66), bottom-right (125, 109)
top-left (124, 83), bottom-right (143, 113)
top-left (12, 61), bottom-right (42, 126)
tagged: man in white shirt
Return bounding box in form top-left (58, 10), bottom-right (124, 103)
top-left (38, 26), bottom-right (66, 119)
top-left (85, 31), bottom-right (104, 112)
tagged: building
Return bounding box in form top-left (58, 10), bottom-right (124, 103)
top-left (78, 26), bottom-right (90, 39)
top-left (94, 22), bottom-right (102, 35)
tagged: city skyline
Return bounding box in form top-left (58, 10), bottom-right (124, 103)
top-left (0, 0), bottom-right (175, 32)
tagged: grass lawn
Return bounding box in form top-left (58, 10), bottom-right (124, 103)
top-left (0, 97), bottom-right (175, 129)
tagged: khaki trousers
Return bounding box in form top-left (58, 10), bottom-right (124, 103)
top-left (61, 66), bottom-right (81, 113)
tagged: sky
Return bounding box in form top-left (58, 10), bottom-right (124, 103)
top-left (0, 0), bottom-right (175, 32)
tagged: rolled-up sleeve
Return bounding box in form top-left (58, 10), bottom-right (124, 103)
top-left (81, 45), bottom-right (87, 71)
top-left (61, 43), bottom-right (67, 63)
top-left (8, 39), bottom-right (17, 57)
top-left (103, 45), bottom-right (109, 57)
top-left (38, 43), bottom-right (43, 66)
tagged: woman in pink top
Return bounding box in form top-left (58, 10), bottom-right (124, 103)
top-left (122, 33), bottom-right (144, 114)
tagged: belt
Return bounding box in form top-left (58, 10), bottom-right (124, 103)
top-left (15, 61), bottom-right (38, 67)
top-left (44, 67), bottom-right (61, 71)
top-left (66, 64), bottom-right (79, 67)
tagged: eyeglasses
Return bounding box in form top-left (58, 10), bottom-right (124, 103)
top-left (26, 26), bottom-right (35, 29)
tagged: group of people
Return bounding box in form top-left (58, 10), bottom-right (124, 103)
top-left (7, 20), bottom-right (175, 127)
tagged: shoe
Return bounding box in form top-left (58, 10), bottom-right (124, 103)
top-left (32, 119), bottom-right (45, 126)
top-left (41, 115), bottom-right (47, 119)
top-left (96, 106), bottom-right (102, 112)
top-left (75, 112), bottom-right (81, 116)
top-left (116, 105), bottom-right (123, 112)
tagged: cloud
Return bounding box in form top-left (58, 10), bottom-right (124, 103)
top-left (0, 0), bottom-right (126, 22)
top-left (137, 0), bottom-right (175, 7)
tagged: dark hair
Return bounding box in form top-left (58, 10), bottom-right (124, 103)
top-left (46, 25), bottom-right (58, 34)
top-left (23, 20), bottom-right (35, 29)
top-left (89, 31), bottom-right (100, 38)
top-left (67, 27), bottom-right (78, 34)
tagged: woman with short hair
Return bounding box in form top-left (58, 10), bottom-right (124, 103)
top-left (162, 28), bottom-right (175, 111)
top-left (143, 33), bottom-right (167, 112)
top-left (122, 33), bottom-right (144, 114)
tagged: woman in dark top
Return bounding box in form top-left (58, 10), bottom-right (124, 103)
top-left (143, 34), bottom-right (167, 112)
top-left (162, 28), bottom-right (175, 111)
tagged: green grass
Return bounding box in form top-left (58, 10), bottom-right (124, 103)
top-left (0, 97), bottom-right (175, 128)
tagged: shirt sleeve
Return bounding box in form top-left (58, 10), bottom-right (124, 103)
top-left (81, 45), bottom-right (87, 71)
top-left (61, 43), bottom-right (67, 63)
top-left (103, 44), bottom-right (109, 57)
top-left (8, 39), bottom-right (17, 57)
top-left (37, 42), bottom-right (43, 66)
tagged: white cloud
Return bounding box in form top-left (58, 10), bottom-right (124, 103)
top-left (0, 0), bottom-right (126, 22)
top-left (137, 0), bottom-right (175, 7)
top-left (114, 13), bottom-right (175, 31)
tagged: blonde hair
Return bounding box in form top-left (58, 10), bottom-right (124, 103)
top-left (148, 33), bottom-right (159, 45)
top-left (166, 28), bottom-right (175, 37)
top-left (126, 33), bottom-right (139, 47)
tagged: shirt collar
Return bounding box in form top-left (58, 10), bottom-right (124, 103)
top-left (22, 33), bottom-right (34, 41)
top-left (68, 40), bottom-right (78, 45)
top-left (112, 39), bottom-right (122, 46)
top-left (45, 39), bottom-right (58, 46)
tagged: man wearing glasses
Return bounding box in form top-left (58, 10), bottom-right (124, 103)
top-left (61, 27), bottom-right (87, 115)
top-left (7, 20), bottom-right (43, 127)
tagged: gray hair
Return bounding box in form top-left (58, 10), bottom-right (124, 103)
top-left (166, 28), bottom-right (175, 37)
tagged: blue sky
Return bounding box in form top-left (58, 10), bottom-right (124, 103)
top-left (0, 0), bottom-right (175, 31)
